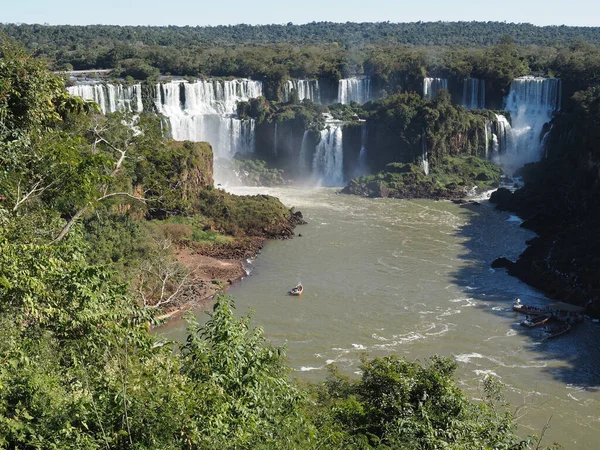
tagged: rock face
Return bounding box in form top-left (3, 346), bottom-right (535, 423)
top-left (489, 147), bottom-right (600, 316)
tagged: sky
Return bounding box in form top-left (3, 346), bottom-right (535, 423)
top-left (3, 0), bottom-right (600, 27)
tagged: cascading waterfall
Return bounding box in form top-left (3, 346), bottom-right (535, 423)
top-left (462, 78), bottom-right (486, 109)
top-left (312, 124), bottom-right (344, 186)
top-left (338, 77), bottom-right (372, 104)
top-left (502, 76), bottom-right (560, 169)
top-left (284, 80), bottom-right (320, 103)
top-left (67, 83), bottom-right (143, 114)
top-left (153, 79), bottom-right (261, 160)
top-left (273, 123), bottom-right (278, 157)
top-left (423, 77), bottom-right (448, 100)
top-left (298, 130), bottom-right (310, 171)
top-left (421, 129), bottom-right (429, 175)
top-left (357, 121), bottom-right (368, 174)
top-left (484, 120), bottom-right (492, 158)
top-left (492, 114), bottom-right (512, 156)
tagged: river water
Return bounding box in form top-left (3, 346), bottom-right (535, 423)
top-left (160, 186), bottom-right (600, 448)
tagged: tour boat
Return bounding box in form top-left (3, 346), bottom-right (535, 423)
top-left (512, 298), bottom-right (549, 314)
top-left (543, 323), bottom-right (571, 339)
top-left (288, 284), bottom-right (303, 296)
top-left (520, 314), bottom-right (550, 328)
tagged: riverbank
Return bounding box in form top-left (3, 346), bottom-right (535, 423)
top-left (157, 238), bottom-right (265, 320)
top-left (157, 209), bottom-right (306, 320)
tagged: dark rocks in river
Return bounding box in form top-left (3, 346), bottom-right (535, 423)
top-left (489, 187), bottom-right (514, 210)
top-left (491, 257), bottom-right (514, 270)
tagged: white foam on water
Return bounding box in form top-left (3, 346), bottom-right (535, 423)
top-left (474, 369), bottom-right (501, 378)
top-left (352, 343), bottom-right (367, 350)
top-left (372, 334), bottom-right (389, 341)
top-left (299, 366), bottom-right (323, 372)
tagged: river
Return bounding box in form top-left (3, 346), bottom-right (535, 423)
top-left (160, 186), bottom-right (600, 448)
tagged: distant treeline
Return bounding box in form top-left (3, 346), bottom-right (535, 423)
top-left (2, 21), bottom-right (600, 48)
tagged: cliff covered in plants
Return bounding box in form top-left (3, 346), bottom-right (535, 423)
top-left (490, 86), bottom-right (600, 315)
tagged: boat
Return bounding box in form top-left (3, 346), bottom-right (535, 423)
top-left (512, 298), bottom-right (549, 314)
top-left (520, 314), bottom-right (550, 328)
top-left (288, 284), bottom-right (303, 296)
top-left (543, 323), bottom-right (571, 339)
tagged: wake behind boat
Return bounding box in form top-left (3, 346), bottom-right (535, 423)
top-left (288, 284), bottom-right (303, 296)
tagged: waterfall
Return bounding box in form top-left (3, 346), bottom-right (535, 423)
top-left (67, 83), bottom-right (143, 114)
top-left (284, 79), bottom-right (320, 103)
top-left (423, 77), bottom-right (448, 100)
top-left (462, 78), bottom-right (485, 109)
top-left (358, 122), bottom-right (368, 174)
top-left (299, 130), bottom-right (310, 171)
top-left (153, 79), bottom-right (262, 160)
top-left (312, 125), bottom-right (344, 186)
top-left (338, 77), bottom-right (372, 104)
top-left (493, 114), bottom-right (512, 155)
top-left (484, 120), bottom-right (491, 158)
top-left (421, 130), bottom-right (429, 175)
top-left (502, 76), bottom-right (560, 169)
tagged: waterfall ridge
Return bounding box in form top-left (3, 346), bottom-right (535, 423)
top-left (284, 80), bottom-right (320, 103)
top-left (338, 77), bottom-right (372, 104)
top-left (462, 78), bottom-right (486, 109)
top-left (67, 83), bottom-right (143, 114)
top-left (154, 79), bottom-right (261, 159)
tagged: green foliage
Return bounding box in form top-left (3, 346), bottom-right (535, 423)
top-left (311, 355), bottom-right (530, 449)
top-left (196, 188), bottom-right (294, 237)
top-left (231, 154), bottom-right (286, 186)
top-left (344, 156), bottom-right (502, 199)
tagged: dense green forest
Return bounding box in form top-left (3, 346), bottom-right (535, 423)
top-left (3, 21), bottom-right (600, 47)
top-left (0, 38), bottom-right (565, 448)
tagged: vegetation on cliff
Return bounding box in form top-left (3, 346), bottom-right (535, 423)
top-left (344, 156), bottom-right (501, 199)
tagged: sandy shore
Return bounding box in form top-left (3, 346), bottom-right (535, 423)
top-left (157, 239), bottom-right (265, 320)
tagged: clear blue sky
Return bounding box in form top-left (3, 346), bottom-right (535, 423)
top-left (3, 0), bottom-right (600, 27)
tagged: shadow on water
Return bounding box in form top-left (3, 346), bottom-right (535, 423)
top-left (450, 200), bottom-right (600, 390)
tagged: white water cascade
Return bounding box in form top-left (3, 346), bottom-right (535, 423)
top-left (338, 77), bottom-right (372, 104)
top-left (298, 130), bottom-right (310, 171)
top-left (421, 129), bottom-right (429, 175)
top-left (154, 79), bottom-right (262, 159)
top-left (284, 79), bottom-right (320, 103)
top-left (67, 83), bottom-right (143, 114)
top-left (492, 114), bottom-right (513, 157)
top-left (312, 124), bottom-right (344, 186)
top-left (462, 78), bottom-right (486, 109)
top-left (423, 77), bottom-right (448, 100)
top-left (357, 121), bottom-right (368, 175)
top-left (502, 76), bottom-right (561, 170)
